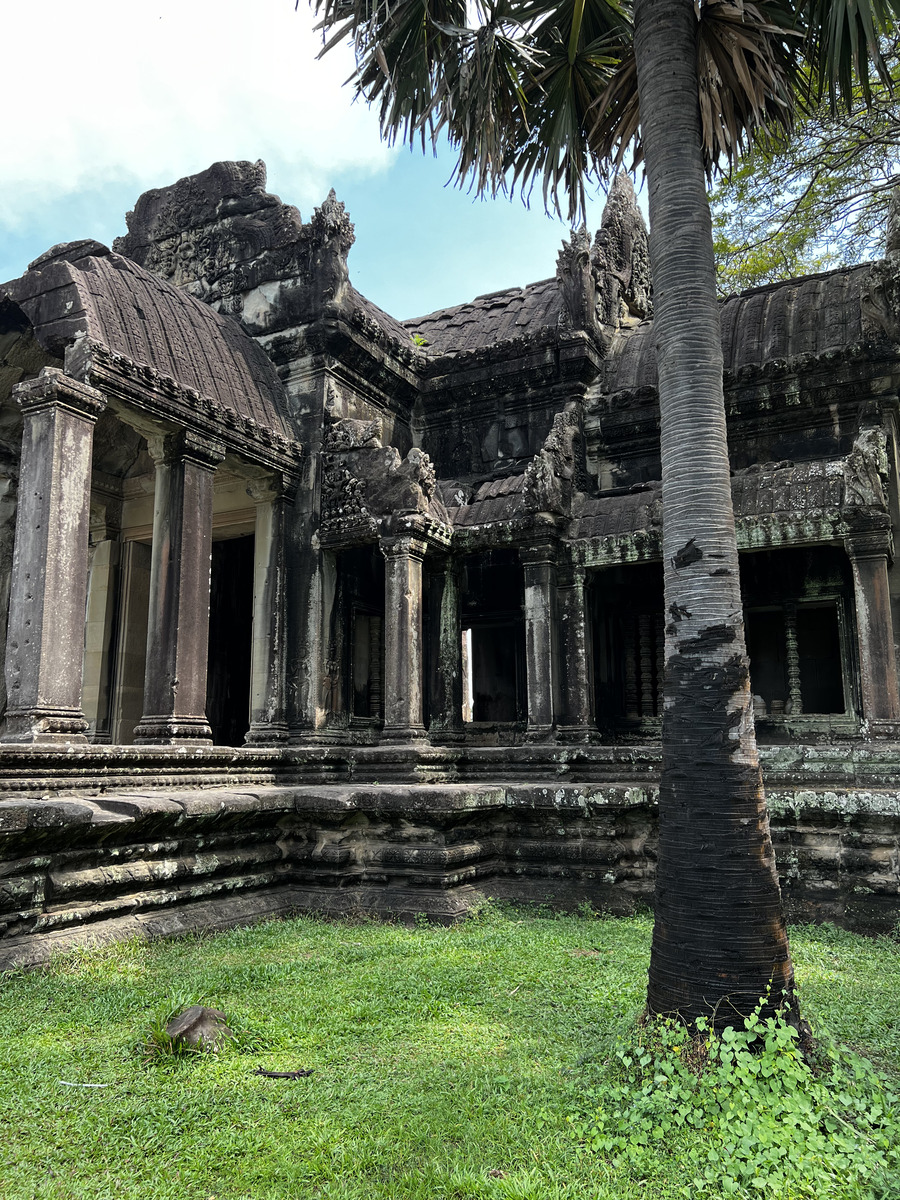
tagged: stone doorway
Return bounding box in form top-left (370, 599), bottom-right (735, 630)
top-left (206, 534), bottom-right (254, 745)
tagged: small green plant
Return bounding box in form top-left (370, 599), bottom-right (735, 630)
top-left (570, 999), bottom-right (900, 1198)
top-left (411, 332), bottom-right (428, 347)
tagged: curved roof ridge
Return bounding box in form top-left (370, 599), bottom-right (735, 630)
top-left (4, 247), bottom-right (292, 440)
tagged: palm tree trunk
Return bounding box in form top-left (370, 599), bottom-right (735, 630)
top-left (633, 0), bottom-right (795, 1024)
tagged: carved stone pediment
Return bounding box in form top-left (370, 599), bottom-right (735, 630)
top-left (522, 407), bottom-right (583, 516)
top-left (320, 417), bottom-right (446, 544)
top-left (843, 425), bottom-right (890, 511)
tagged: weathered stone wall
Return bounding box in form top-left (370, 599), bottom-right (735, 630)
top-left (2, 771), bottom-right (897, 969)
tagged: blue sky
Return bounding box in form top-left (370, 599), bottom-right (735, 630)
top-left (2, 0), bottom-right (627, 321)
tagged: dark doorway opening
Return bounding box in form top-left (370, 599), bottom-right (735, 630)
top-left (340, 545), bottom-right (385, 724)
top-left (460, 550), bottom-right (526, 724)
top-left (207, 534), bottom-right (254, 746)
top-left (592, 562), bottom-right (664, 732)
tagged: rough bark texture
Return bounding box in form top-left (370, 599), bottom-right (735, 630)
top-left (634, 0), bottom-right (794, 1023)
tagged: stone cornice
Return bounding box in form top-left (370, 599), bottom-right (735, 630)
top-left (69, 339), bottom-right (303, 478)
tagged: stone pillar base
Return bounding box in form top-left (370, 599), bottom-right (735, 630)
top-left (244, 722), bottom-right (290, 746)
top-left (428, 727), bottom-right (466, 745)
top-left (0, 706), bottom-right (89, 744)
top-left (382, 724), bottom-right (427, 743)
top-left (556, 724), bottom-right (595, 744)
top-left (525, 724), bottom-right (556, 743)
top-left (133, 716), bottom-right (213, 745)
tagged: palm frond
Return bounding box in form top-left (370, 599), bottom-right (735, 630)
top-left (696, 0), bottom-right (799, 175)
top-left (799, 0), bottom-right (900, 106)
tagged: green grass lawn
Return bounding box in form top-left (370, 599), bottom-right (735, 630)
top-left (1, 907), bottom-right (898, 1200)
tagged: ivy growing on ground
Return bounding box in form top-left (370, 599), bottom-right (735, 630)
top-left (570, 1000), bottom-right (900, 1199)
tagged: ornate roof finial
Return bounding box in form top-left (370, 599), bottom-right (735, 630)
top-left (593, 174), bottom-right (652, 327)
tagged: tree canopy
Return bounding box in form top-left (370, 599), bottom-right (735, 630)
top-left (711, 49), bottom-right (900, 294)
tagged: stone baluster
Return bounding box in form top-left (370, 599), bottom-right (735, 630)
top-left (556, 563), bottom-right (594, 741)
top-left (245, 475), bottom-right (291, 744)
top-left (624, 621), bottom-right (639, 719)
top-left (1, 369), bottom-right (105, 744)
top-left (846, 531), bottom-right (900, 722)
top-left (784, 602), bottom-right (803, 716)
top-left (133, 429), bottom-right (225, 744)
top-left (427, 555), bottom-right (464, 742)
top-left (380, 534), bottom-right (428, 741)
top-left (521, 541), bottom-right (558, 740)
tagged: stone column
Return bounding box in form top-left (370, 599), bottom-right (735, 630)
top-left (1, 369), bottom-right (105, 744)
top-left (846, 531), bottom-right (900, 721)
top-left (381, 534), bottom-right (427, 741)
top-left (245, 476), bottom-right (290, 744)
top-left (521, 540), bottom-right (559, 740)
top-left (557, 564), bottom-right (594, 740)
top-left (82, 535), bottom-right (121, 743)
top-left (427, 555), bottom-right (464, 742)
top-left (133, 429), bottom-right (225, 744)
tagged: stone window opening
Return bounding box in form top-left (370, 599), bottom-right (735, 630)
top-left (336, 545), bottom-right (385, 729)
top-left (746, 599), bottom-right (850, 719)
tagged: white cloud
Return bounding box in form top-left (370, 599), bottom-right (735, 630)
top-left (2, 0), bottom-right (392, 228)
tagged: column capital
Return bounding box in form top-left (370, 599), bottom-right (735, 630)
top-left (246, 471), bottom-right (291, 505)
top-left (148, 428), bottom-right (226, 470)
top-left (557, 562), bottom-right (587, 590)
top-left (380, 534), bottom-right (428, 563)
top-left (13, 367), bottom-right (105, 422)
top-left (520, 539), bottom-right (558, 570)
top-left (845, 530), bottom-right (894, 560)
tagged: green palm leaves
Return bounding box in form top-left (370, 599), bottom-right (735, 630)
top-left (312, 0), bottom-right (900, 222)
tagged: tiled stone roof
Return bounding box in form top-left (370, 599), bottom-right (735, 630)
top-left (3, 243), bottom-right (292, 439)
top-left (448, 474), bottom-right (525, 527)
top-left (347, 285), bottom-right (416, 347)
top-left (404, 278), bottom-right (563, 355)
top-left (568, 460), bottom-right (848, 542)
top-left (601, 263), bottom-right (872, 393)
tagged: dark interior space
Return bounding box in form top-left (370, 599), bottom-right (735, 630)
top-left (592, 562), bottom-right (664, 730)
top-left (797, 603), bottom-right (845, 713)
top-left (741, 546), bottom-right (851, 717)
top-left (461, 550), bottom-right (526, 722)
top-left (745, 609), bottom-right (788, 711)
top-left (206, 534), bottom-right (254, 746)
top-left (340, 545), bottom-right (385, 721)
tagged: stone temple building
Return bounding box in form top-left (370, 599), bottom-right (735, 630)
top-left (1, 160), bottom-right (900, 966)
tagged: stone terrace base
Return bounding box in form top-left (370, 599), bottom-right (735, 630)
top-left (2, 743), bottom-right (900, 969)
